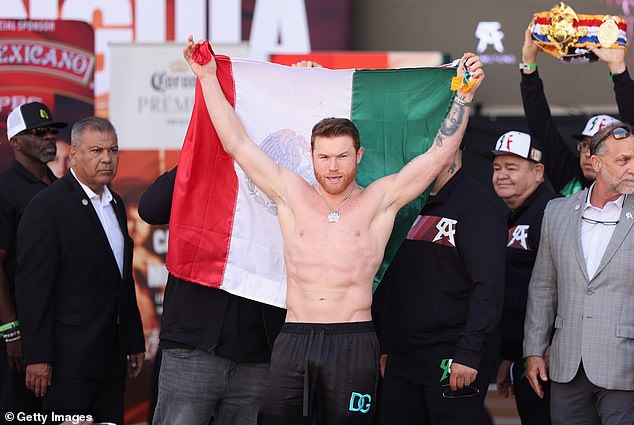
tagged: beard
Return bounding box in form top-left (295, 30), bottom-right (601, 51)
top-left (40, 140), bottom-right (57, 163)
top-left (314, 168), bottom-right (357, 195)
top-left (616, 178), bottom-right (634, 195)
top-left (41, 151), bottom-right (57, 163)
top-left (601, 168), bottom-right (634, 195)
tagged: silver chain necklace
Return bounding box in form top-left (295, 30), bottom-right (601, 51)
top-left (315, 184), bottom-right (356, 223)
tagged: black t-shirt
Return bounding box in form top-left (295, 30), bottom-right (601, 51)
top-left (499, 183), bottom-right (559, 360)
top-left (0, 161), bottom-right (56, 295)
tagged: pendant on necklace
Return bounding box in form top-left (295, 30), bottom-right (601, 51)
top-left (328, 211), bottom-right (340, 223)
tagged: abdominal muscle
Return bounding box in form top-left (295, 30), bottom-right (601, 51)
top-left (281, 205), bottom-right (386, 323)
top-left (285, 275), bottom-right (374, 323)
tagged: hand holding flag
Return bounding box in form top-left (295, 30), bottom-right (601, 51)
top-left (453, 52), bottom-right (484, 100)
top-left (184, 35), bottom-right (217, 81)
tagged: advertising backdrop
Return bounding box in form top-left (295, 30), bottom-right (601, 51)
top-left (0, 0), bottom-right (354, 117)
top-left (0, 19), bottom-right (94, 171)
top-left (3, 1), bottom-right (633, 423)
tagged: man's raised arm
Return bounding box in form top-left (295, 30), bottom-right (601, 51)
top-left (184, 36), bottom-right (289, 205)
top-left (382, 53), bottom-right (484, 212)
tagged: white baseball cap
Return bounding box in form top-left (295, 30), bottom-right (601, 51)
top-left (486, 131), bottom-right (543, 163)
top-left (571, 115), bottom-right (621, 140)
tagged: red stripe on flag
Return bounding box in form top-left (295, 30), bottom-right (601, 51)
top-left (166, 56), bottom-right (238, 288)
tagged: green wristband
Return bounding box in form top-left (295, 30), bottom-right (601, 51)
top-left (0, 320), bottom-right (19, 334)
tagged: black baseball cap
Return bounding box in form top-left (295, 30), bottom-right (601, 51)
top-left (6, 102), bottom-right (67, 139)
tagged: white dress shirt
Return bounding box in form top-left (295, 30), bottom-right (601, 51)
top-left (71, 168), bottom-right (124, 277)
top-left (581, 184), bottom-right (624, 280)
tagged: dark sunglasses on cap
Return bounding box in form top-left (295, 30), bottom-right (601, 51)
top-left (590, 126), bottom-right (631, 155)
top-left (19, 127), bottom-right (60, 137)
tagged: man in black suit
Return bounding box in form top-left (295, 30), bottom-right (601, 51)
top-left (15, 116), bottom-right (145, 424)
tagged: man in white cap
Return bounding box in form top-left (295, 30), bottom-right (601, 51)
top-left (488, 131), bottom-right (559, 425)
top-left (519, 28), bottom-right (632, 196)
top-left (0, 102), bottom-right (66, 413)
top-left (569, 115), bottom-right (622, 183)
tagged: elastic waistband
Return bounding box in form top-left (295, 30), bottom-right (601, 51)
top-left (282, 321), bottom-right (375, 335)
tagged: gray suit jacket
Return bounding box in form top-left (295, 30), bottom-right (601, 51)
top-left (524, 189), bottom-right (634, 390)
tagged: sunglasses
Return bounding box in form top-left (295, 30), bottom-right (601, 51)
top-left (581, 215), bottom-right (619, 226)
top-left (590, 126), bottom-right (631, 155)
top-left (441, 384), bottom-right (480, 399)
top-left (20, 127), bottom-right (60, 137)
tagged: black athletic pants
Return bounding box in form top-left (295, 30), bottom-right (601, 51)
top-left (259, 321), bottom-right (379, 425)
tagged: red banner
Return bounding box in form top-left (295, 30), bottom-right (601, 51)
top-left (0, 19), bottom-right (94, 171)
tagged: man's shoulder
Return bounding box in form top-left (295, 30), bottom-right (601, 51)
top-left (455, 173), bottom-right (503, 214)
top-left (0, 167), bottom-right (13, 180)
top-left (27, 176), bottom-right (72, 207)
top-left (0, 171), bottom-right (15, 203)
top-left (544, 191), bottom-right (583, 214)
top-left (523, 184), bottom-right (560, 213)
top-left (458, 173), bottom-right (493, 199)
top-left (536, 183), bottom-right (560, 202)
top-left (0, 166), bottom-right (19, 189)
top-left (109, 187), bottom-right (125, 204)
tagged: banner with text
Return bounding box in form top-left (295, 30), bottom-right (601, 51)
top-left (0, 18), bottom-right (94, 172)
top-left (0, 0), bottom-right (354, 117)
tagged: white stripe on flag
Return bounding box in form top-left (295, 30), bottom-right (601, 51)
top-left (221, 58), bottom-right (354, 307)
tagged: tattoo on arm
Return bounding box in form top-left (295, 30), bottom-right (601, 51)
top-left (448, 161), bottom-right (457, 174)
top-left (434, 101), bottom-right (466, 147)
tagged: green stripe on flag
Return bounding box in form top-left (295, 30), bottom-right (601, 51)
top-left (351, 67), bottom-right (456, 291)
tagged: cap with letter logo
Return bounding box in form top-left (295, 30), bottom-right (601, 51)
top-left (571, 115), bottom-right (621, 141)
top-left (6, 102), bottom-right (68, 140)
top-left (485, 131), bottom-right (543, 163)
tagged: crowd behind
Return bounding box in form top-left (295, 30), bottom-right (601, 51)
top-left (0, 29), bottom-right (633, 425)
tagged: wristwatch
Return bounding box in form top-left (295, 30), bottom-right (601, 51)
top-left (519, 62), bottom-right (537, 71)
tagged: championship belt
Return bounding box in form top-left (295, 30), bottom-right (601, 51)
top-left (530, 2), bottom-right (627, 62)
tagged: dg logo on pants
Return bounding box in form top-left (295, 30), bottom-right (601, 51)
top-left (349, 392), bottom-right (372, 413)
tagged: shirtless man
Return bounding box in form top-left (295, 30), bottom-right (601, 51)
top-left (184, 37), bottom-right (484, 424)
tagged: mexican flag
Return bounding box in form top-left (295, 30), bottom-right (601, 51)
top-left (167, 55), bottom-right (455, 308)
